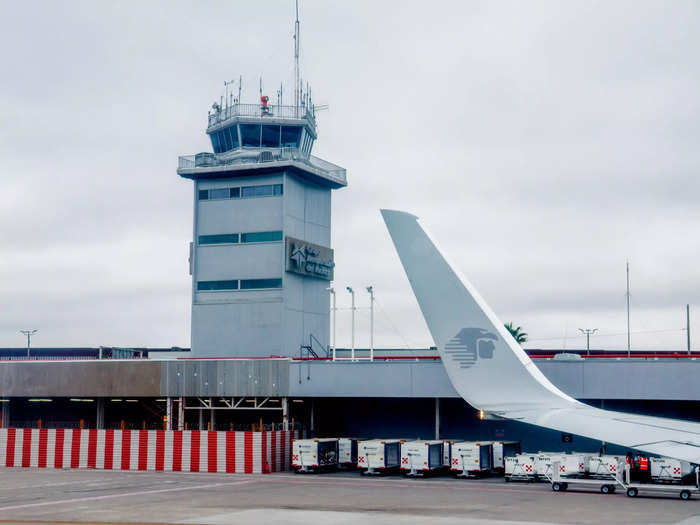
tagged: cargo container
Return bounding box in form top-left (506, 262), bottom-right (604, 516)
top-left (492, 441), bottom-right (521, 472)
top-left (651, 457), bottom-right (694, 484)
top-left (400, 440), bottom-right (444, 476)
top-left (558, 454), bottom-right (589, 477)
top-left (504, 454), bottom-right (536, 481)
top-left (451, 441), bottom-right (493, 478)
top-left (534, 452), bottom-right (565, 479)
top-left (338, 438), bottom-right (358, 468)
top-left (357, 439), bottom-right (402, 475)
top-left (291, 438), bottom-right (339, 473)
top-left (588, 455), bottom-right (623, 478)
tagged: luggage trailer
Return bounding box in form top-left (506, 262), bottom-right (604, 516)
top-left (401, 440), bottom-right (444, 477)
top-left (547, 460), bottom-right (700, 500)
top-left (504, 454), bottom-right (536, 482)
top-left (291, 438), bottom-right (339, 473)
top-left (451, 441), bottom-right (494, 478)
top-left (357, 439), bottom-right (402, 475)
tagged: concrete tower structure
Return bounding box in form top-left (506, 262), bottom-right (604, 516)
top-left (177, 89), bottom-right (346, 357)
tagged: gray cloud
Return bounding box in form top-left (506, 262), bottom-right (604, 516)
top-left (1, 0), bottom-right (698, 352)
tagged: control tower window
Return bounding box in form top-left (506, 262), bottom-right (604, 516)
top-left (209, 188), bottom-right (229, 200)
top-left (241, 231), bottom-right (283, 243)
top-left (198, 189), bottom-right (209, 200)
top-left (261, 125), bottom-right (280, 148)
top-left (197, 280), bottom-right (239, 291)
top-left (240, 278), bottom-right (283, 290)
top-left (241, 124), bottom-right (261, 147)
top-left (281, 126), bottom-right (301, 148)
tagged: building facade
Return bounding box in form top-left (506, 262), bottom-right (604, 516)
top-left (178, 101), bottom-right (346, 357)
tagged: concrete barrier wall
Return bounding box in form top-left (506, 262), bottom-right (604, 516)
top-left (0, 428), bottom-right (299, 474)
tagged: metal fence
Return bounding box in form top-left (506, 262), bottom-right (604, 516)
top-left (177, 147), bottom-right (346, 185)
top-left (207, 103), bottom-right (315, 128)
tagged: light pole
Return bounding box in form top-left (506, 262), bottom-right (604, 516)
top-left (327, 287), bottom-right (336, 360)
top-left (366, 286), bottom-right (374, 362)
top-left (346, 286), bottom-right (355, 361)
top-left (578, 328), bottom-right (597, 356)
top-left (20, 329), bottom-right (38, 358)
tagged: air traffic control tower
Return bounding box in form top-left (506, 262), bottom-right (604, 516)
top-left (177, 88), bottom-right (347, 358)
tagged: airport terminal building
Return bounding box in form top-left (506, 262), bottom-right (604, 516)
top-left (1, 85), bottom-right (699, 457)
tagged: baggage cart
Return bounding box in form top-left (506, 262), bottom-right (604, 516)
top-left (291, 438), bottom-right (339, 473)
top-left (548, 461), bottom-right (700, 500)
top-left (505, 454), bottom-right (536, 482)
top-left (534, 452), bottom-right (565, 480)
top-left (338, 438), bottom-right (358, 469)
top-left (400, 440), bottom-right (444, 476)
top-left (588, 455), bottom-right (622, 478)
top-left (451, 441), bottom-right (493, 478)
top-left (357, 439), bottom-right (402, 475)
top-left (650, 457), bottom-right (693, 484)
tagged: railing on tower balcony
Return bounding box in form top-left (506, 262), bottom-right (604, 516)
top-left (207, 103), bottom-right (316, 129)
top-left (178, 147), bottom-right (346, 186)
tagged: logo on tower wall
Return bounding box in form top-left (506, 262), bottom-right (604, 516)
top-left (444, 328), bottom-right (498, 369)
top-left (286, 236), bottom-right (334, 280)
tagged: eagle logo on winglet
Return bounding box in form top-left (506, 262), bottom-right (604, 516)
top-left (444, 328), bottom-right (498, 369)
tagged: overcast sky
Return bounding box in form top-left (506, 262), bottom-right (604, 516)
top-left (1, 0), bottom-right (698, 351)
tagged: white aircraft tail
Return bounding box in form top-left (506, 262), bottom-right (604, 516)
top-left (381, 209), bottom-right (578, 412)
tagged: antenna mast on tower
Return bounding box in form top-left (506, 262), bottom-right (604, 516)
top-left (294, 0), bottom-right (300, 117)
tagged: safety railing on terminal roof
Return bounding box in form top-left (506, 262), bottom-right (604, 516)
top-left (207, 103), bottom-right (316, 129)
top-left (177, 147), bottom-right (347, 186)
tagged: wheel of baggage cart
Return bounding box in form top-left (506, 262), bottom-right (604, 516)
top-left (504, 477), bottom-right (510, 483)
top-left (600, 484), bottom-right (613, 494)
top-left (552, 482), bottom-right (567, 492)
top-left (680, 490), bottom-right (692, 500)
top-left (626, 487), bottom-right (638, 498)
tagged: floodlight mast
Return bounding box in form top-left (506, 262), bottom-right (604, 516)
top-left (578, 328), bottom-right (598, 355)
top-left (346, 286), bottom-right (355, 361)
top-left (19, 329), bottom-right (38, 358)
top-left (327, 287), bottom-right (336, 360)
top-left (366, 286), bottom-right (374, 362)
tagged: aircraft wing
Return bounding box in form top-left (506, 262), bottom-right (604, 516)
top-left (381, 209), bottom-right (700, 464)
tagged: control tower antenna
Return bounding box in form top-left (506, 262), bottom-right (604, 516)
top-left (238, 75), bottom-right (242, 103)
top-left (294, 0), bottom-right (300, 116)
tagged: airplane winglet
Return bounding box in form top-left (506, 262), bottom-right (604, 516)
top-left (380, 209), bottom-right (577, 412)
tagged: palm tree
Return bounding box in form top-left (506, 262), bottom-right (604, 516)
top-left (504, 322), bottom-right (528, 344)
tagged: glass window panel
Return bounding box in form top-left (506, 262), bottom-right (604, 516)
top-left (261, 125), bottom-right (280, 148)
top-left (281, 126), bottom-right (301, 148)
top-left (209, 188), bottom-right (229, 200)
top-left (197, 280), bottom-right (239, 291)
top-left (240, 124), bottom-right (261, 147)
top-left (229, 187), bottom-right (240, 198)
top-left (230, 125), bottom-right (240, 149)
top-left (199, 234), bottom-right (239, 245)
top-left (210, 132), bottom-right (221, 154)
top-left (240, 278), bottom-right (282, 290)
top-left (198, 189), bottom-right (209, 200)
top-left (273, 184), bottom-right (283, 195)
top-left (240, 231), bottom-right (283, 243)
top-left (241, 184), bottom-right (273, 198)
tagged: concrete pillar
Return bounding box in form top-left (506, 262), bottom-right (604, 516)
top-left (209, 398), bottom-right (215, 431)
top-left (434, 398), bottom-right (440, 440)
top-left (177, 397), bottom-right (184, 430)
top-left (96, 398), bottom-right (105, 429)
top-left (310, 399), bottom-right (314, 437)
top-left (0, 400), bottom-right (9, 428)
top-left (282, 397), bottom-right (289, 431)
top-left (166, 397), bottom-right (173, 431)
top-left (198, 407), bottom-right (204, 430)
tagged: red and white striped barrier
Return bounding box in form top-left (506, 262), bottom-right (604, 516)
top-left (0, 428), bottom-right (300, 474)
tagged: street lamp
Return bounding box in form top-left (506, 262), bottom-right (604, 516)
top-left (326, 287), bottom-right (336, 360)
top-left (346, 287), bottom-right (355, 361)
top-left (578, 328), bottom-right (598, 356)
top-left (366, 286), bottom-right (374, 362)
top-left (20, 329), bottom-right (38, 358)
